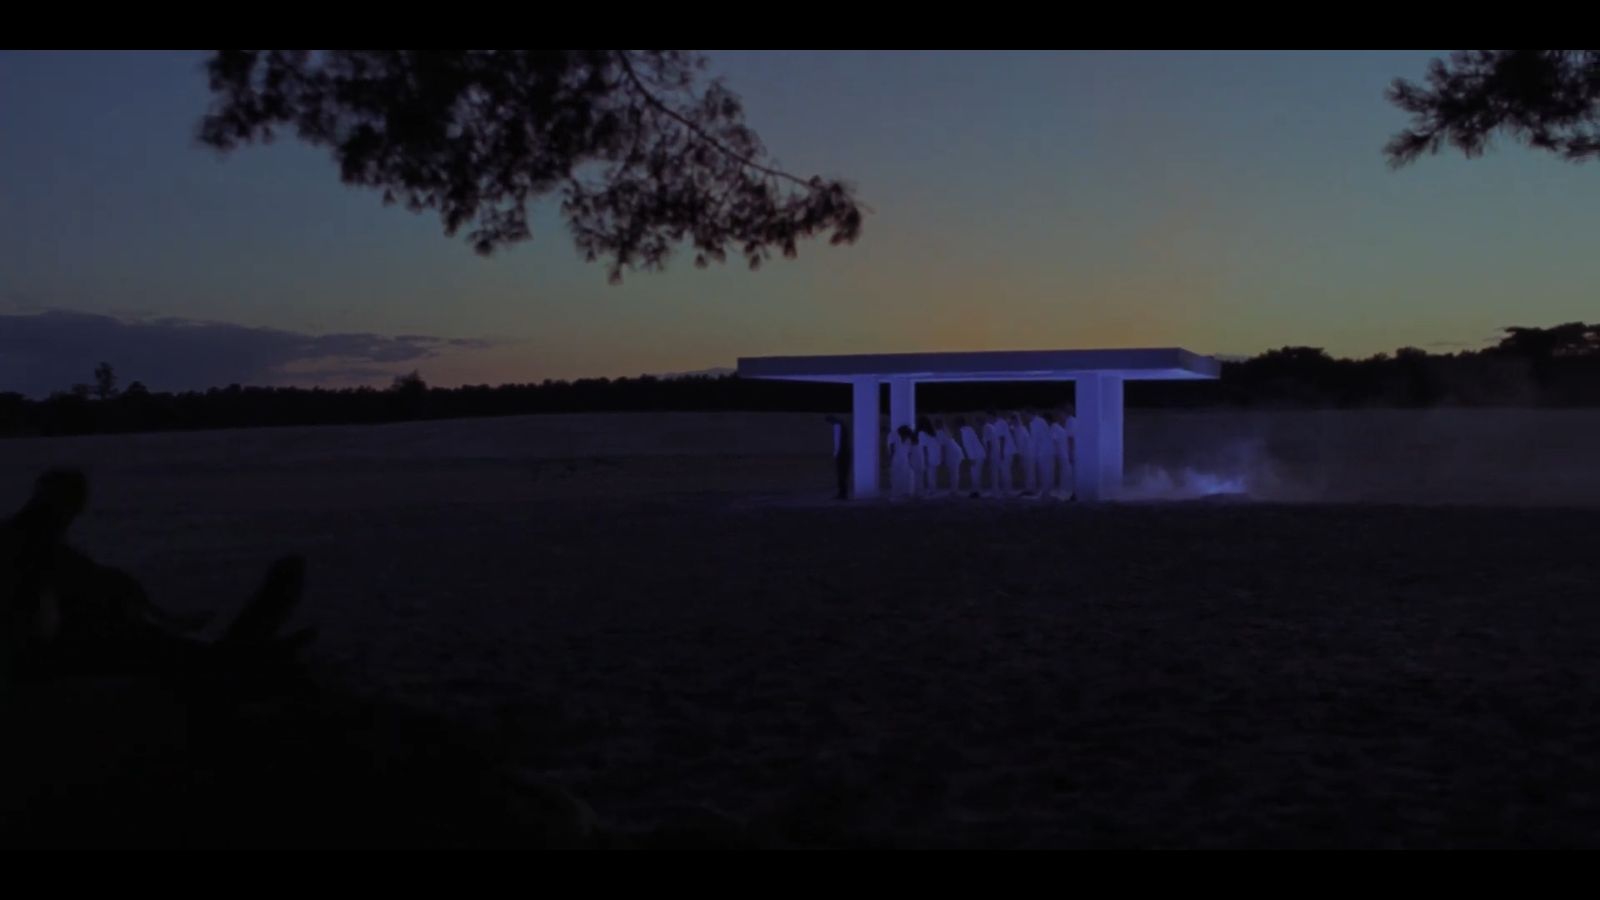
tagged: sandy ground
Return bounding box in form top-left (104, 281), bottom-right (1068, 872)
top-left (4, 410), bottom-right (1600, 847)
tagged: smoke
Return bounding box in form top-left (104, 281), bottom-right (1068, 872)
top-left (1123, 408), bottom-right (1600, 507)
top-left (1122, 464), bottom-right (1252, 501)
top-left (1120, 431), bottom-right (1312, 502)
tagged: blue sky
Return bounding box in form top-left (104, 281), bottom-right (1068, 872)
top-left (3, 50), bottom-right (1596, 395)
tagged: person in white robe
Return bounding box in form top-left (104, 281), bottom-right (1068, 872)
top-left (979, 414), bottom-right (997, 492)
top-left (984, 411), bottom-right (1013, 493)
top-left (888, 425), bottom-right (917, 499)
top-left (1010, 412), bottom-right (1036, 493)
top-left (1049, 411), bottom-right (1075, 497)
top-left (936, 418), bottom-right (964, 494)
top-left (906, 427), bottom-right (926, 496)
top-left (1029, 410), bottom-right (1055, 497)
top-left (957, 416), bottom-right (986, 494)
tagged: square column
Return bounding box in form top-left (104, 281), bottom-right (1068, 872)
top-left (850, 378), bottom-right (881, 499)
top-left (888, 378), bottom-right (916, 433)
top-left (1074, 373), bottom-right (1124, 502)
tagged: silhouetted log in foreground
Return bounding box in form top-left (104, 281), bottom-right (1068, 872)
top-left (0, 469), bottom-right (771, 849)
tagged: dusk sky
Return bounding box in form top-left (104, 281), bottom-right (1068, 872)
top-left (3, 50), bottom-right (1597, 396)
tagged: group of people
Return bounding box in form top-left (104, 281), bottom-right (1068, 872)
top-left (886, 408), bottom-right (1078, 500)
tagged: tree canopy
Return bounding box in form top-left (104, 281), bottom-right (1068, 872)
top-left (1387, 50), bottom-right (1600, 167)
top-left (198, 50), bottom-right (864, 281)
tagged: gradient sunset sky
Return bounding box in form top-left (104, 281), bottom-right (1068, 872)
top-left (3, 50), bottom-right (1596, 395)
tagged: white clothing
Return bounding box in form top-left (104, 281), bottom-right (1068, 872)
top-left (1012, 420), bottom-right (1036, 491)
top-left (921, 430), bottom-right (942, 470)
top-left (1050, 422), bottom-right (1073, 492)
top-left (907, 433), bottom-right (926, 489)
top-left (960, 425), bottom-right (986, 463)
top-left (888, 437), bottom-right (915, 497)
top-left (939, 428), bottom-right (964, 489)
top-left (1029, 416), bottom-right (1054, 493)
top-left (985, 420), bottom-right (1013, 491)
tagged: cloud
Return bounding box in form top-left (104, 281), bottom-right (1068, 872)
top-left (0, 309), bottom-right (493, 397)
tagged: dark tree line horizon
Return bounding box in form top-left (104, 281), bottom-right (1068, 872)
top-left (4, 324), bottom-right (1599, 439)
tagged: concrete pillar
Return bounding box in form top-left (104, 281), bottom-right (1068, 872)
top-left (850, 378), bottom-right (880, 499)
top-left (888, 379), bottom-right (916, 433)
top-left (1074, 373), bottom-right (1124, 501)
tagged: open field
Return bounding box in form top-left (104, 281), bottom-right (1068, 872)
top-left (4, 410), bottom-right (1600, 847)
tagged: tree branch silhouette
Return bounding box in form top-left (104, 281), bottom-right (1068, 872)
top-left (1386, 50), bottom-right (1600, 167)
top-left (197, 50), bottom-right (864, 282)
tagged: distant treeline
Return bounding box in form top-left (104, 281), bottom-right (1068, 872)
top-left (4, 324), bottom-right (1600, 438)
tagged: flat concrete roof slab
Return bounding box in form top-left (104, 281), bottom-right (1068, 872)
top-left (737, 348), bottom-right (1221, 383)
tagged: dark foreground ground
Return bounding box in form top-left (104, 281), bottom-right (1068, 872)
top-left (4, 410), bottom-right (1600, 848)
top-left (7, 474), bottom-right (1600, 848)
